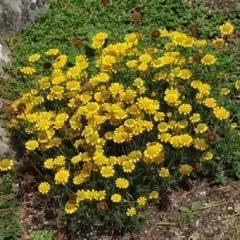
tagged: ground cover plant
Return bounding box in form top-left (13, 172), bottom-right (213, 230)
top-left (0, 174), bottom-right (20, 239)
top-left (2, 0), bottom-right (240, 99)
top-left (1, 20), bottom-right (240, 233)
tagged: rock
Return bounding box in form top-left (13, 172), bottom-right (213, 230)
top-left (0, 42), bottom-right (11, 67)
top-left (0, 0), bottom-right (47, 36)
top-left (0, 42), bottom-right (11, 73)
top-left (234, 202), bottom-right (240, 214)
top-left (0, 126), bottom-right (15, 159)
top-left (188, 232), bottom-right (200, 240)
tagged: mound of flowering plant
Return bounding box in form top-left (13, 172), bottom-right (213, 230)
top-left (7, 22), bottom-right (240, 230)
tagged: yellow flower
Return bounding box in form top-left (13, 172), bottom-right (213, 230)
top-left (71, 154), bottom-right (82, 164)
top-left (219, 22), bottom-right (234, 35)
top-left (44, 158), bottom-right (54, 169)
top-left (144, 142), bottom-right (163, 159)
top-left (159, 167), bottom-right (169, 177)
top-left (25, 140), bottom-right (39, 151)
top-left (0, 159), bottom-right (13, 171)
top-left (113, 130), bottom-right (128, 143)
top-left (198, 83), bottom-right (211, 96)
top-left (191, 80), bottom-right (202, 89)
top-left (204, 98), bottom-right (217, 108)
top-left (53, 55), bottom-right (68, 68)
top-left (94, 32), bottom-right (109, 41)
top-left (126, 60), bottom-right (138, 68)
top-left (158, 122), bottom-right (169, 132)
top-left (97, 190), bottom-right (106, 201)
top-left (137, 196), bottom-right (147, 206)
top-left (189, 113), bottom-right (201, 123)
top-left (235, 80), bottom-right (240, 90)
top-left (65, 201), bottom-right (78, 214)
top-left (133, 78), bottom-right (144, 87)
top-left (86, 102), bottom-right (100, 115)
top-left (126, 207), bottom-right (136, 216)
top-left (212, 38), bottom-right (225, 48)
top-left (179, 164), bottom-right (193, 176)
top-left (101, 55), bottom-right (116, 66)
top-left (28, 54), bottom-right (41, 62)
top-left (92, 40), bottom-right (104, 49)
top-left (180, 134), bottom-right (193, 147)
top-left (55, 169), bottom-right (70, 185)
top-left (66, 81), bottom-right (80, 91)
top-left (149, 191), bottom-right (159, 199)
top-left (179, 69), bottom-right (192, 80)
top-left (231, 123), bottom-right (237, 129)
top-left (194, 138), bottom-right (208, 150)
top-left (100, 166), bottom-right (115, 178)
top-left (109, 83), bottom-right (124, 96)
top-left (54, 155), bottom-right (66, 166)
top-left (122, 161), bottom-right (135, 173)
top-left (195, 123), bottom-right (208, 134)
top-left (124, 119), bottom-right (136, 128)
top-left (85, 190), bottom-right (98, 200)
top-left (20, 67), bottom-right (36, 75)
top-left (139, 53), bottom-right (152, 63)
top-left (128, 151), bottom-right (142, 162)
top-left (137, 97), bottom-right (159, 114)
top-left (179, 120), bottom-right (189, 129)
top-left (111, 194), bottom-right (122, 203)
top-left (125, 33), bottom-right (138, 43)
top-left (201, 54), bottom-right (217, 65)
top-left (164, 88), bottom-right (180, 105)
top-left (154, 112), bottom-right (165, 122)
top-left (38, 182), bottom-right (50, 194)
top-left (45, 48), bottom-right (59, 56)
top-left (213, 107), bottom-right (230, 120)
top-left (73, 174), bottom-right (86, 185)
top-left (158, 133), bottom-right (171, 143)
top-left (202, 152), bottom-right (213, 160)
top-left (76, 190), bottom-right (86, 202)
top-left (195, 40), bottom-right (206, 47)
top-left (115, 178), bottom-right (129, 189)
top-left (178, 104), bottom-right (192, 115)
top-left (218, 71), bottom-right (226, 79)
top-left (220, 88), bottom-right (230, 96)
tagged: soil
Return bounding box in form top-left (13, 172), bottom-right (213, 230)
top-left (202, 0), bottom-right (240, 10)
top-left (18, 177), bottom-right (240, 240)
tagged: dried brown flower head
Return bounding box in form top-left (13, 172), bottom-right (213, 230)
top-left (151, 30), bottom-right (160, 38)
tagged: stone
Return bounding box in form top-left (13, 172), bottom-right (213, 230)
top-left (0, 0), bottom-right (47, 36)
top-left (234, 202), bottom-right (240, 214)
top-left (0, 126), bottom-right (15, 159)
top-left (0, 42), bottom-right (11, 72)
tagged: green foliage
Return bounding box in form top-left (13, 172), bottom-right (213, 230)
top-left (30, 230), bottom-right (54, 240)
top-left (213, 172), bottom-right (229, 185)
top-left (0, 174), bottom-right (20, 240)
top-left (179, 201), bottom-right (202, 219)
top-left (3, 0), bottom-right (240, 98)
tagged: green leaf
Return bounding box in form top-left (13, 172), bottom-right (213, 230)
top-left (179, 206), bottom-right (191, 213)
top-left (191, 201), bottom-right (202, 211)
top-left (1, 183), bottom-right (13, 194)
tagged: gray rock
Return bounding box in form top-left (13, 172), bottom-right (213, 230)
top-left (0, 0), bottom-right (47, 36)
top-left (234, 202), bottom-right (240, 214)
top-left (0, 42), bottom-right (11, 72)
top-left (0, 126), bottom-right (15, 159)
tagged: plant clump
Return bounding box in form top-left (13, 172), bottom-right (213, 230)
top-left (6, 22), bottom-right (240, 231)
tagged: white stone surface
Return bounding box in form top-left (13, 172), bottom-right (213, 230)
top-left (0, 0), bottom-right (47, 36)
top-left (0, 43), bottom-right (10, 63)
